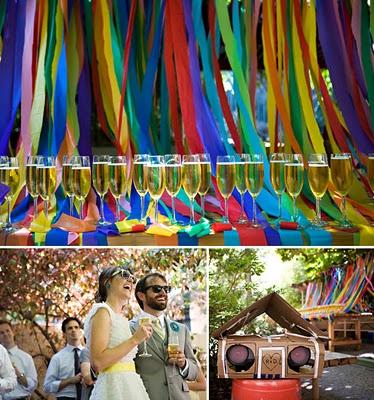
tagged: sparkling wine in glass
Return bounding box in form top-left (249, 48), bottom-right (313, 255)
top-left (62, 155), bottom-right (75, 216)
top-left (168, 334), bottom-right (179, 376)
top-left (109, 156), bottom-right (128, 222)
top-left (37, 156), bottom-right (57, 219)
top-left (197, 153), bottom-right (211, 219)
top-left (146, 155), bottom-right (165, 225)
top-left (0, 156), bottom-right (9, 228)
top-left (330, 153), bottom-right (353, 228)
top-left (270, 153), bottom-right (287, 226)
top-left (26, 156), bottom-right (39, 220)
top-left (138, 317), bottom-right (152, 358)
top-left (133, 154), bottom-right (149, 222)
top-left (165, 154), bottom-right (182, 224)
top-left (308, 154), bottom-right (329, 228)
top-left (93, 155), bottom-right (110, 225)
top-left (1, 157), bottom-right (20, 232)
top-left (72, 156), bottom-right (91, 219)
top-left (182, 155), bottom-right (201, 225)
top-left (285, 154), bottom-right (304, 224)
top-left (245, 154), bottom-right (264, 228)
top-left (235, 154), bottom-right (249, 224)
top-left (216, 155), bottom-right (236, 224)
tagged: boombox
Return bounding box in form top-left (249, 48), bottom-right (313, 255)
top-left (212, 293), bottom-right (327, 380)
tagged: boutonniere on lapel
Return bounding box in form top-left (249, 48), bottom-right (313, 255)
top-left (170, 322), bottom-right (179, 332)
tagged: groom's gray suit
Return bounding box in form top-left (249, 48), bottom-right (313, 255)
top-left (130, 314), bottom-right (198, 400)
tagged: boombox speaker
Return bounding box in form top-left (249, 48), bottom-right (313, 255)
top-left (212, 292), bottom-right (328, 379)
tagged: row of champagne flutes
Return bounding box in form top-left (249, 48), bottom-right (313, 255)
top-left (0, 152), bottom-right (373, 231)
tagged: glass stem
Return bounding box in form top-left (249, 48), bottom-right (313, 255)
top-left (80, 200), bottom-right (84, 220)
top-left (278, 193), bottom-right (282, 220)
top-left (190, 196), bottom-right (195, 224)
top-left (144, 341), bottom-right (148, 355)
top-left (115, 198), bottom-right (120, 222)
top-left (100, 195), bottom-right (105, 221)
top-left (201, 195), bottom-right (205, 218)
top-left (240, 193), bottom-right (244, 218)
top-left (171, 196), bottom-right (176, 223)
top-left (140, 195), bottom-right (145, 221)
top-left (292, 196), bottom-right (297, 222)
top-left (316, 197), bottom-right (321, 224)
top-left (7, 198), bottom-right (11, 226)
top-left (44, 199), bottom-right (49, 218)
top-left (252, 196), bottom-right (257, 226)
top-left (341, 195), bottom-right (347, 221)
top-left (224, 197), bottom-right (229, 223)
top-left (33, 197), bottom-right (38, 219)
top-left (69, 195), bottom-right (74, 216)
top-left (155, 199), bottom-right (159, 224)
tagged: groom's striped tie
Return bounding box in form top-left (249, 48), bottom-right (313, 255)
top-left (152, 318), bottom-right (165, 340)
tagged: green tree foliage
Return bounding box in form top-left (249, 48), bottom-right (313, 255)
top-left (277, 248), bottom-right (370, 282)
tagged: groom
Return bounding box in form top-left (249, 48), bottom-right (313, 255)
top-left (130, 272), bottom-right (198, 400)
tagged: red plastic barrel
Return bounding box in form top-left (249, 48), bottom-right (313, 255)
top-left (232, 379), bottom-right (301, 400)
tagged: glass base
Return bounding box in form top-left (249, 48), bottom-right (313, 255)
top-left (4, 224), bottom-right (17, 233)
top-left (334, 219), bottom-right (355, 230)
top-left (249, 221), bottom-right (265, 229)
top-left (221, 216), bottom-right (230, 224)
top-left (237, 216), bottom-right (248, 224)
top-left (310, 218), bottom-right (329, 229)
top-left (139, 353), bottom-right (152, 358)
top-left (97, 219), bottom-right (112, 226)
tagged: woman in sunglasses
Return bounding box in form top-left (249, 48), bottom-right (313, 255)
top-left (83, 265), bottom-right (152, 400)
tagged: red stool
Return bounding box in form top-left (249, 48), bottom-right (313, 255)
top-left (232, 379), bottom-right (301, 400)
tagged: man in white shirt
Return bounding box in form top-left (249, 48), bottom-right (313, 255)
top-left (0, 320), bottom-right (37, 400)
top-left (0, 344), bottom-right (16, 396)
top-left (43, 317), bottom-right (84, 400)
top-left (131, 272), bottom-right (198, 400)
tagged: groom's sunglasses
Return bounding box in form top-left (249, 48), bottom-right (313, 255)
top-left (145, 285), bottom-right (172, 294)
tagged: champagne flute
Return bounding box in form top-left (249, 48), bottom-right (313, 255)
top-left (197, 153), bottom-right (211, 218)
top-left (109, 156), bottom-right (128, 222)
top-left (165, 154), bottom-right (182, 224)
top-left (270, 153), bottom-right (287, 226)
top-left (367, 154), bottom-right (374, 195)
top-left (168, 334), bottom-right (179, 376)
top-left (138, 317), bottom-right (152, 358)
top-left (2, 157), bottom-right (20, 232)
top-left (0, 156), bottom-right (9, 229)
top-left (72, 156), bottom-right (91, 219)
top-left (133, 154), bottom-right (149, 222)
top-left (146, 155), bottom-right (165, 225)
top-left (235, 154), bottom-right (249, 224)
top-left (92, 155), bottom-right (110, 225)
top-left (26, 156), bottom-right (39, 220)
top-left (308, 154), bottom-right (329, 228)
top-left (182, 155), bottom-right (201, 225)
top-left (62, 155), bottom-right (75, 216)
top-left (37, 156), bottom-right (57, 219)
top-left (245, 154), bottom-right (264, 228)
top-left (285, 154), bottom-right (304, 223)
top-left (216, 155), bottom-right (236, 224)
top-left (330, 153), bottom-right (353, 228)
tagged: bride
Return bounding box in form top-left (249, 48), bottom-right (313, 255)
top-left (84, 265), bottom-right (152, 399)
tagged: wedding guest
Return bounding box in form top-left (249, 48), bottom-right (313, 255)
top-left (131, 272), bottom-right (199, 400)
top-left (84, 265), bottom-right (152, 400)
top-left (0, 344), bottom-right (16, 395)
top-left (0, 320), bottom-right (37, 400)
top-left (44, 317), bottom-right (84, 400)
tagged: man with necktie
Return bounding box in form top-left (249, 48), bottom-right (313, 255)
top-left (0, 320), bottom-right (37, 400)
top-left (130, 272), bottom-right (198, 400)
top-left (44, 317), bottom-right (84, 400)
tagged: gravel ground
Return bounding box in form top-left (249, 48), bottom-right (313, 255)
top-left (301, 364), bottom-right (374, 400)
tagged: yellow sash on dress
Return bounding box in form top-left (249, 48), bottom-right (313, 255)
top-left (101, 361), bottom-right (136, 374)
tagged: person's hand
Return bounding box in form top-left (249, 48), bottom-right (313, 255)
top-left (133, 323), bottom-right (153, 344)
top-left (82, 374), bottom-right (94, 387)
top-left (70, 373), bottom-right (82, 384)
top-left (168, 348), bottom-right (186, 369)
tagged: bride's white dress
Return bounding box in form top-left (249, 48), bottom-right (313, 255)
top-left (84, 303), bottom-right (150, 400)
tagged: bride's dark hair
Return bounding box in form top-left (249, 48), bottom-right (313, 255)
top-left (95, 265), bottom-right (134, 303)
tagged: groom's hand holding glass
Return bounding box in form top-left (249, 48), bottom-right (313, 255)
top-left (167, 348), bottom-right (186, 369)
